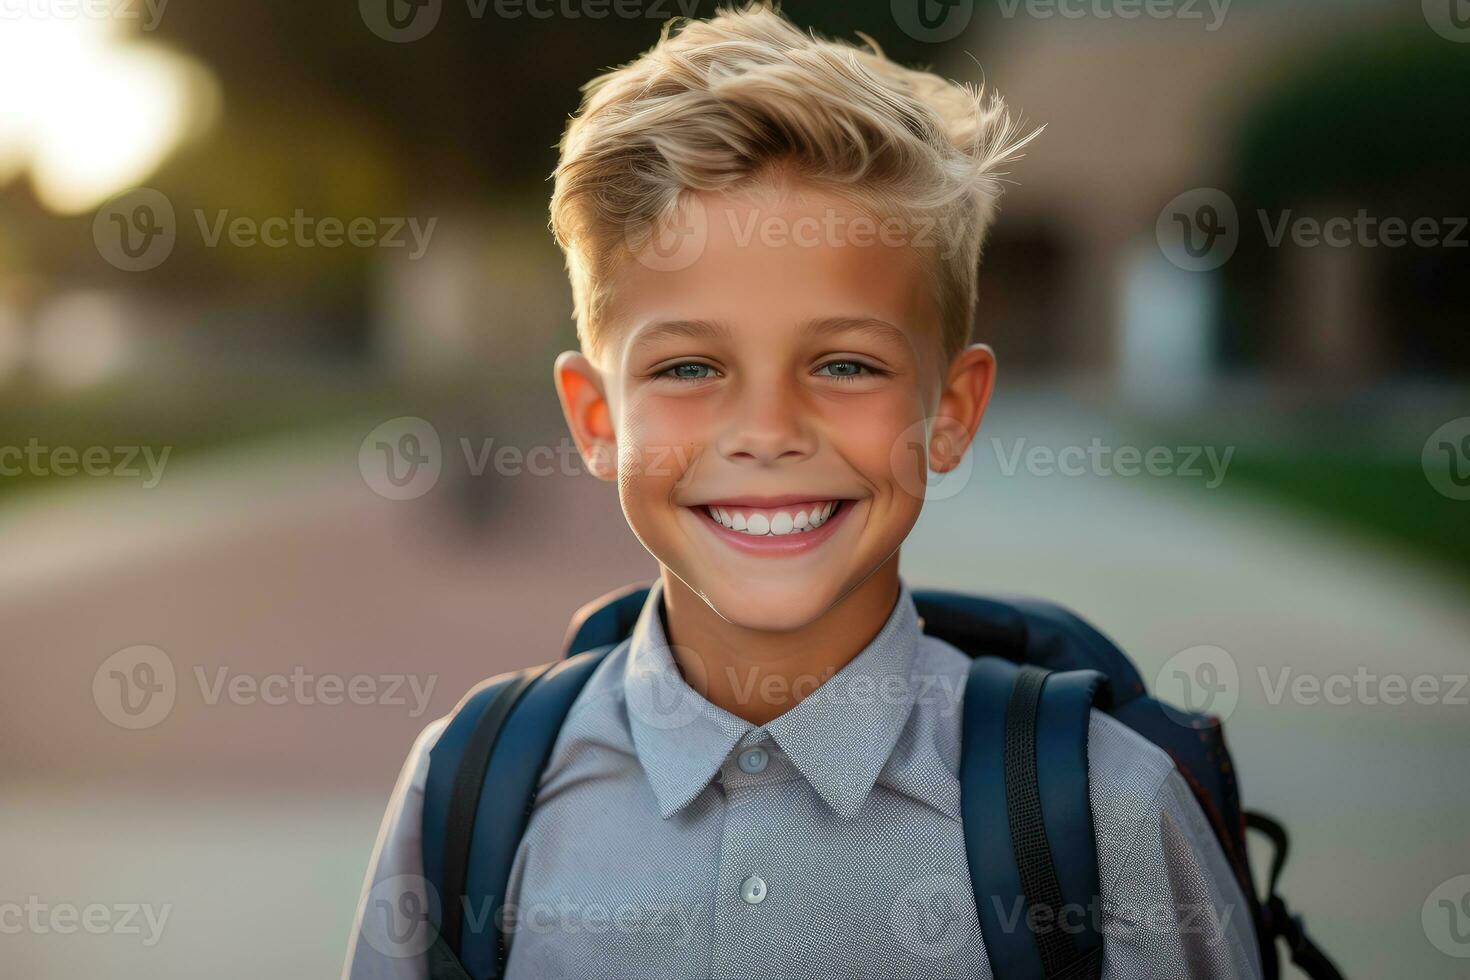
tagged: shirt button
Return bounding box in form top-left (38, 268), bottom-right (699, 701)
top-left (737, 746), bottom-right (769, 774)
top-left (740, 875), bottom-right (767, 905)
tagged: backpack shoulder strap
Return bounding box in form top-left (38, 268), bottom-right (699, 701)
top-left (422, 645), bottom-right (616, 979)
top-left (962, 656), bottom-right (1109, 980)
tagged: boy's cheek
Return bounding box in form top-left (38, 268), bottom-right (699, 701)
top-left (617, 428), bottom-right (707, 487)
top-left (831, 402), bottom-right (931, 495)
top-left (614, 399), bottom-right (706, 479)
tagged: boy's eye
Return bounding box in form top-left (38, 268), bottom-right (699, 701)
top-left (659, 362), bottom-right (718, 381)
top-left (814, 359), bottom-right (877, 381)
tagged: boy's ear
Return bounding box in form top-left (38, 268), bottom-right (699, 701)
top-left (553, 350), bottom-right (617, 481)
top-left (929, 343), bottom-right (997, 473)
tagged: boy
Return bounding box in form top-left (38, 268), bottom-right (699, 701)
top-left (344, 5), bottom-right (1261, 978)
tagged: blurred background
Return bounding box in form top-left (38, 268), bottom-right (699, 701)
top-left (1, 0), bottom-right (1467, 976)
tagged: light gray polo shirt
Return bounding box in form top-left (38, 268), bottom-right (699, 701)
top-left (344, 579), bottom-right (1261, 979)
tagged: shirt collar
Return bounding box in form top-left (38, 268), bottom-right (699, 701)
top-left (623, 578), bottom-right (923, 822)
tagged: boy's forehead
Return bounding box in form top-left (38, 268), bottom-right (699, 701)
top-left (602, 187), bottom-right (944, 362)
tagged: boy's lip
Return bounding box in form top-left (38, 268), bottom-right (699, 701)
top-left (691, 493), bottom-right (854, 508)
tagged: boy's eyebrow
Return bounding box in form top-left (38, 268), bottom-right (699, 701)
top-left (628, 316), bottom-right (909, 352)
top-left (626, 318), bottom-right (733, 352)
top-left (802, 316), bottom-right (912, 348)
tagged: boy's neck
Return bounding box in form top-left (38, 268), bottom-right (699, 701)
top-left (658, 557), bottom-right (903, 726)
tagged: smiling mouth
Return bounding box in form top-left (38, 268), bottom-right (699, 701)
top-left (701, 499), bottom-right (843, 536)
top-left (685, 494), bottom-right (859, 551)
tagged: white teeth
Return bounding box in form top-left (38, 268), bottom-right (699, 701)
top-left (704, 501), bottom-right (843, 536)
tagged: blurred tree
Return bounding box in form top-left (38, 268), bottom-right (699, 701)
top-left (1223, 31), bottom-right (1470, 378)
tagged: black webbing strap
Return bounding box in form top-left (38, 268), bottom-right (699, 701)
top-left (438, 665), bottom-right (549, 959)
top-left (1246, 812), bottom-right (1345, 980)
top-left (1004, 665), bottom-right (1100, 980)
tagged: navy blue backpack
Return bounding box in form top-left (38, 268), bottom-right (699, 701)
top-left (418, 583), bottom-right (1343, 980)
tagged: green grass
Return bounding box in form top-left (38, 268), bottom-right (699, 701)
top-left (1210, 450), bottom-right (1470, 588)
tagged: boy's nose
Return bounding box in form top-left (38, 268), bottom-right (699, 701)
top-left (715, 386), bottom-right (817, 465)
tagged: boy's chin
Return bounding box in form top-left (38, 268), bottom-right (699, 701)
top-left (693, 574), bottom-right (855, 634)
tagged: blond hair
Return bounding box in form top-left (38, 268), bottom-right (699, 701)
top-left (549, 3), bottom-right (1037, 365)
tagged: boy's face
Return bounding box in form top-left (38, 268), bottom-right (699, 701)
top-left (555, 186), bottom-right (995, 632)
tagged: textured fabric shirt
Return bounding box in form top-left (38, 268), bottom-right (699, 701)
top-left (344, 579), bottom-right (1262, 980)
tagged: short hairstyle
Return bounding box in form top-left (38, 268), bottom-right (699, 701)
top-left (549, 2), bottom-right (1037, 366)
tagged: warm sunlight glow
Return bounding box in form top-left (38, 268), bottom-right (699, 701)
top-left (0, 12), bottom-right (218, 214)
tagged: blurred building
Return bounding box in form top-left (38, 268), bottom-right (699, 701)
top-left (968, 1), bottom-right (1467, 400)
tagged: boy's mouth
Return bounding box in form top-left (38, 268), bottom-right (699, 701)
top-left (685, 495), bottom-right (856, 555)
top-left (702, 498), bottom-right (844, 536)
